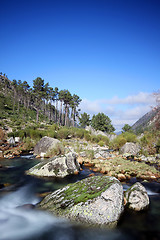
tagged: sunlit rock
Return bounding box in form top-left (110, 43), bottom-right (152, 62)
top-left (27, 152), bottom-right (80, 178)
top-left (34, 136), bottom-right (61, 156)
top-left (39, 176), bottom-right (124, 227)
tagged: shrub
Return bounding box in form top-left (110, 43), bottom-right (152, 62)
top-left (47, 131), bottom-right (57, 138)
top-left (122, 132), bottom-right (137, 142)
top-left (140, 135), bottom-right (149, 146)
top-left (98, 140), bottom-right (104, 147)
top-left (97, 135), bottom-right (109, 145)
top-left (84, 132), bottom-right (91, 141)
top-left (90, 135), bottom-right (99, 143)
top-left (57, 128), bottom-right (70, 139)
top-left (29, 129), bottom-right (43, 140)
top-left (111, 136), bottom-right (127, 150)
top-left (23, 137), bottom-right (35, 151)
top-left (85, 150), bottom-right (94, 160)
top-left (156, 138), bottom-right (160, 153)
top-left (75, 129), bottom-right (85, 139)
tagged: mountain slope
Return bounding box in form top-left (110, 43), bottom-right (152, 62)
top-left (132, 107), bottom-right (160, 133)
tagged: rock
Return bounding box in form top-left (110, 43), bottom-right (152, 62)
top-left (117, 173), bottom-right (126, 181)
top-left (39, 176), bottom-right (124, 227)
top-left (79, 151), bottom-right (87, 157)
top-left (124, 182), bottom-right (149, 211)
top-left (15, 137), bottom-right (20, 143)
top-left (27, 152), bottom-right (80, 178)
top-left (34, 136), bottom-right (61, 156)
top-left (7, 137), bottom-right (15, 146)
top-left (120, 142), bottom-right (141, 156)
top-left (85, 126), bottom-right (117, 141)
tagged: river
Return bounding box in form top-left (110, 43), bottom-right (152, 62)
top-left (0, 155), bottom-right (160, 240)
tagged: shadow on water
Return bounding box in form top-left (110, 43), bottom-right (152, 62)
top-left (0, 155), bottom-right (160, 240)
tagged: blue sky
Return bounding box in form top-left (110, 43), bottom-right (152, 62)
top-left (0, 0), bottom-right (160, 131)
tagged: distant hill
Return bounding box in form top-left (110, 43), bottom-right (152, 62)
top-left (132, 107), bottom-right (160, 133)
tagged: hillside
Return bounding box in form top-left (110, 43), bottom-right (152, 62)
top-left (132, 107), bottom-right (160, 133)
top-left (0, 74), bottom-right (81, 129)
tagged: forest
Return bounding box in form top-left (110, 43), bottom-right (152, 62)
top-left (0, 73), bottom-right (82, 127)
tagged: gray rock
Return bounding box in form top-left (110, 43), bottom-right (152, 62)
top-left (34, 136), bottom-right (61, 156)
top-left (120, 142), bottom-right (141, 156)
top-left (7, 137), bottom-right (15, 146)
top-left (85, 126), bottom-right (116, 141)
top-left (124, 182), bottom-right (149, 211)
top-left (15, 137), bottom-right (20, 143)
top-left (39, 176), bottom-right (124, 227)
top-left (27, 152), bottom-right (80, 178)
top-left (79, 151), bottom-right (87, 157)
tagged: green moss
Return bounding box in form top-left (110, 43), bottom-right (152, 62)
top-left (40, 176), bottom-right (120, 212)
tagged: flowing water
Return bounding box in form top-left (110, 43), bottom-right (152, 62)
top-left (0, 155), bottom-right (160, 240)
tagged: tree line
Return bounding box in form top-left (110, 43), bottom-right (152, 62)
top-left (0, 73), bottom-right (118, 133)
top-left (0, 74), bottom-right (81, 126)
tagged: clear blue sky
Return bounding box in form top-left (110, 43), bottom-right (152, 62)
top-left (0, 0), bottom-right (160, 130)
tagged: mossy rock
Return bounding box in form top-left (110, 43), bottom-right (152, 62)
top-left (39, 176), bottom-right (124, 227)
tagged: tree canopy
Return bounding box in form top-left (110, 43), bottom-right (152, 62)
top-left (91, 113), bottom-right (115, 132)
top-left (122, 124), bottom-right (132, 132)
top-left (0, 74), bottom-right (82, 126)
top-left (79, 112), bottom-right (90, 128)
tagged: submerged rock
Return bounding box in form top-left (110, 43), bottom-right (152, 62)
top-left (39, 176), bottom-right (124, 227)
top-left (27, 152), bottom-right (80, 178)
top-left (34, 136), bottom-right (61, 156)
top-left (124, 182), bottom-right (149, 211)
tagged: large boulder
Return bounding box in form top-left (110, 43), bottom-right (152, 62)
top-left (34, 136), bottom-right (61, 156)
top-left (120, 142), bottom-right (141, 156)
top-left (39, 176), bottom-right (124, 227)
top-left (27, 152), bottom-right (80, 178)
top-left (124, 182), bottom-right (149, 211)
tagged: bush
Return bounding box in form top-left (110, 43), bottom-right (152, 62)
top-left (23, 137), bottom-right (35, 151)
top-left (122, 132), bottom-right (137, 142)
top-left (97, 135), bottom-right (109, 145)
top-left (90, 135), bottom-right (99, 143)
top-left (57, 128), bottom-right (70, 139)
top-left (140, 135), bottom-right (149, 146)
top-left (111, 136), bottom-right (127, 150)
top-left (98, 140), bottom-right (104, 147)
top-left (74, 128), bottom-right (85, 139)
top-left (85, 150), bottom-right (94, 160)
top-left (156, 138), bottom-right (160, 153)
top-left (84, 132), bottom-right (91, 141)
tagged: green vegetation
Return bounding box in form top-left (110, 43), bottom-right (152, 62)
top-left (79, 112), bottom-right (90, 128)
top-left (91, 113), bottom-right (115, 133)
top-left (0, 75), bottom-right (81, 127)
top-left (84, 156), bottom-right (160, 180)
top-left (122, 124), bottom-right (132, 132)
top-left (139, 131), bottom-right (160, 155)
top-left (110, 132), bottom-right (137, 150)
top-left (40, 176), bottom-right (120, 211)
